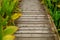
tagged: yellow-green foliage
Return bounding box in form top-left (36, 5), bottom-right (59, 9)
top-left (0, 0), bottom-right (22, 40)
top-left (3, 35), bottom-right (15, 40)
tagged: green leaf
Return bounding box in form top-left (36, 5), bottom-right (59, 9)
top-left (9, 0), bottom-right (18, 11)
top-left (2, 16), bottom-right (9, 26)
top-left (3, 35), bottom-right (15, 40)
top-left (52, 0), bottom-right (57, 2)
top-left (3, 26), bottom-right (18, 36)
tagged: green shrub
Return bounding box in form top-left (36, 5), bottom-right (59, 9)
top-left (41, 0), bottom-right (60, 33)
top-left (0, 0), bottom-right (22, 40)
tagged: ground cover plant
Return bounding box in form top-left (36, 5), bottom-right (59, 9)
top-left (0, 0), bottom-right (22, 40)
top-left (41, 0), bottom-right (60, 34)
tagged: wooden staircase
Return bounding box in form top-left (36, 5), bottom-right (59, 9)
top-left (15, 0), bottom-right (58, 40)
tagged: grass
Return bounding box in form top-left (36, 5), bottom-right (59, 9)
top-left (41, 0), bottom-right (60, 34)
top-left (0, 0), bottom-right (22, 40)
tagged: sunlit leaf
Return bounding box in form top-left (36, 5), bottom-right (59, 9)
top-left (40, 0), bottom-right (44, 4)
top-left (3, 35), bottom-right (15, 40)
top-left (57, 5), bottom-right (60, 8)
top-left (4, 26), bottom-right (18, 36)
top-left (11, 13), bottom-right (22, 20)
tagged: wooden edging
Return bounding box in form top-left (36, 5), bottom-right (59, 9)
top-left (43, 5), bottom-right (59, 40)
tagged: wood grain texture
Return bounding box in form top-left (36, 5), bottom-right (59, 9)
top-left (15, 0), bottom-right (58, 40)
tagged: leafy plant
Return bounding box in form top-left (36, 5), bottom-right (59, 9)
top-left (0, 0), bottom-right (22, 40)
top-left (3, 26), bottom-right (18, 40)
top-left (4, 26), bottom-right (18, 36)
top-left (40, 0), bottom-right (60, 34)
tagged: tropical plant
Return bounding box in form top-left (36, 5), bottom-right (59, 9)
top-left (40, 0), bottom-right (60, 34)
top-left (0, 0), bottom-right (22, 40)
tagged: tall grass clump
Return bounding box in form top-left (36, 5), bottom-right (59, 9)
top-left (41, 0), bottom-right (60, 34)
top-left (0, 0), bottom-right (22, 40)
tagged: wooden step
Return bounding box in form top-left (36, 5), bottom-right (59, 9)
top-left (15, 34), bottom-right (55, 37)
top-left (20, 0), bottom-right (41, 11)
top-left (16, 24), bottom-right (50, 27)
top-left (16, 30), bottom-right (52, 34)
top-left (21, 11), bottom-right (47, 15)
top-left (15, 38), bottom-right (55, 40)
top-left (18, 27), bottom-right (49, 30)
top-left (15, 21), bottom-right (49, 24)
